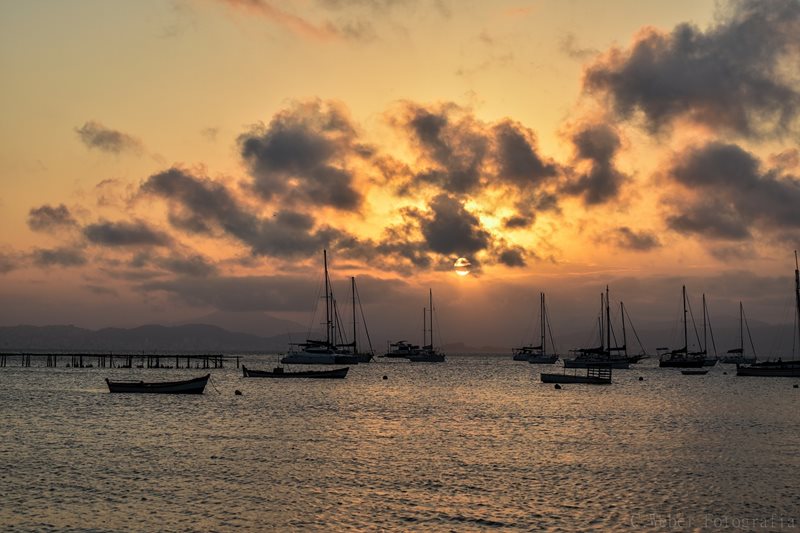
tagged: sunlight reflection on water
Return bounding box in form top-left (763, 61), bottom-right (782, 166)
top-left (1, 356), bottom-right (798, 531)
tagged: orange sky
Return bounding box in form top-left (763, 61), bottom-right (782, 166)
top-left (1, 0), bottom-right (799, 348)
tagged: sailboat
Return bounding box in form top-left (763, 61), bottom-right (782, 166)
top-left (281, 250), bottom-right (351, 365)
top-left (737, 252), bottom-right (800, 377)
top-left (719, 302), bottom-right (757, 364)
top-left (335, 277), bottom-right (374, 363)
top-left (659, 286), bottom-right (705, 368)
top-left (512, 293), bottom-right (558, 363)
top-left (406, 289), bottom-right (446, 363)
top-left (563, 287), bottom-right (639, 369)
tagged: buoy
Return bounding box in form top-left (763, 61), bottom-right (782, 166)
top-left (554, 384), bottom-right (562, 389)
top-left (234, 390), bottom-right (242, 396)
top-left (638, 376), bottom-right (644, 381)
top-left (794, 384), bottom-right (798, 389)
top-left (382, 375), bottom-right (388, 380)
top-left (723, 372), bottom-right (728, 375)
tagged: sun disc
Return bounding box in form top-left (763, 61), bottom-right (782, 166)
top-left (454, 257), bottom-right (471, 276)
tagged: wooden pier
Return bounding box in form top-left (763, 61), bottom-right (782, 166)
top-left (0, 353), bottom-right (239, 369)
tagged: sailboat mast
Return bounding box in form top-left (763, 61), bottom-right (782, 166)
top-left (423, 308), bottom-right (427, 346)
top-left (739, 301), bottom-right (744, 355)
top-left (605, 286), bottom-right (611, 353)
top-left (324, 249), bottom-right (331, 346)
top-left (795, 251), bottom-right (800, 348)
top-left (351, 276), bottom-right (357, 354)
top-left (429, 288), bottom-right (434, 349)
top-left (702, 294), bottom-right (707, 354)
top-left (682, 285), bottom-right (688, 352)
top-left (541, 293), bottom-right (546, 355)
top-left (599, 293), bottom-right (604, 350)
top-left (620, 301), bottom-right (627, 356)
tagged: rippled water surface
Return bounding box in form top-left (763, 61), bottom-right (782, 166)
top-left (1, 355), bottom-right (799, 531)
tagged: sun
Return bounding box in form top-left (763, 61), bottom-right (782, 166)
top-left (454, 257), bottom-right (471, 276)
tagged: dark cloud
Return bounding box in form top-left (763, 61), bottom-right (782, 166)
top-left (504, 215), bottom-right (533, 229)
top-left (612, 226), bottom-right (661, 251)
top-left (416, 194), bottom-right (491, 255)
top-left (155, 254), bottom-right (218, 277)
top-left (75, 121), bottom-right (143, 154)
top-left (664, 142), bottom-right (800, 240)
top-left (0, 251), bottom-right (21, 274)
top-left (584, 0), bottom-right (800, 137)
top-left (27, 204), bottom-right (77, 232)
top-left (141, 167), bottom-right (350, 258)
top-left (392, 103), bottom-right (559, 195)
top-left (493, 120), bottom-right (559, 186)
top-left (563, 123), bottom-right (628, 205)
top-left (31, 247), bottom-right (87, 267)
top-left (497, 246), bottom-right (526, 267)
top-left (238, 100), bottom-right (363, 210)
top-left (83, 220), bottom-right (171, 247)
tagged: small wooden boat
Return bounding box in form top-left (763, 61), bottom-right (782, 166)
top-left (541, 363), bottom-right (612, 385)
top-left (681, 370), bottom-right (708, 375)
top-left (242, 365), bottom-right (349, 379)
top-left (106, 374), bottom-right (209, 394)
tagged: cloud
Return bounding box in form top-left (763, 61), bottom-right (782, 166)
top-left (612, 226), bottom-right (661, 251)
top-left (75, 121), bottom-right (143, 154)
top-left (390, 102), bottom-right (559, 195)
top-left (31, 247), bottom-right (87, 267)
top-left (140, 166), bottom-right (351, 257)
top-left (27, 204), bottom-right (77, 232)
top-left (497, 246), bottom-right (526, 267)
top-left (664, 142), bottom-right (800, 240)
top-left (563, 122), bottom-right (628, 205)
top-left (217, 0), bottom-right (339, 41)
top-left (0, 250), bottom-right (21, 274)
top-left (559, 33), bottom-right (598, 60)
top-left (238, 100), bottom-right (364, 211)
top-left (83, 220), bottom-right (171, 247)
top-left (82, 284), bottom-right (119, 297)
top-left (155, 254), bottom-right (218, 277)
top-left (416, 194), bottom-right (491, 255)
top-left (583, 0), bottom-right (800, 137)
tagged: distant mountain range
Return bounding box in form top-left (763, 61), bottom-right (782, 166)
top-left (0, 324), bottom-right (301, 353)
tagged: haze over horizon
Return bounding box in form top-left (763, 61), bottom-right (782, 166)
top-left (2, 0), bottom-right (800, 350)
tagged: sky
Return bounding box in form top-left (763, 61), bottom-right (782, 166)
top-left (1, 0), bottom-right (800, 350)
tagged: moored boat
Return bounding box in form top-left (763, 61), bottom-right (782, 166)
top-left (737, 252), bottom-right (800, 377)
top-left (659, 286), bottom-right (706, 368)
top-left (281, 250), bottom-right (354, 365)
top-left (541, 363), bottom-right (612, 385)
top-left (406, 290), bottom-right (446, 363)
top-left (106, 374), bottom-right (210, 394)
top-left (242, 365), bottom-right (348, 379)
top-left (512, 292), bottom-right (559, 364)
top-left (682, 370), bottom-right (708, 375)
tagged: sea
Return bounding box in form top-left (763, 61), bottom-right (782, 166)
top-left (1, 355), bottom-right (798, 532)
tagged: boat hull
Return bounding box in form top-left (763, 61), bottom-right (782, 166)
top-left (659, 359), bottom-right (704, 368)
top-left (106, 374), bottom-right (210, 394)
top-left (281, 353), bottom-right (338, 365)
top-left (242, 366), bottom-right (348, 379)
top-left (527, 354), bottom-right (559, 364)
top-left (682, 370), bottom-right (709, 375)
top-left (540, 373), bottom-right (611, 384)
top-left (736, 362), bottom-right (800, 377)
top-left (563, 359), bottom-right (629, 369)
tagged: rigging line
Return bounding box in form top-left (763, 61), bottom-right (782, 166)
top-left (544, 297), bottom-right (558, 355)
top-left (686, 294), bottom-right (702, 351)
top-left (742, 305), bottom-right (758, 359)
top-left (705, 298), bottom-right (718, 356)
top-left (354, 282), bottom-right (374, 354)
top-left (623, 304), bottom-right (647, 354)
